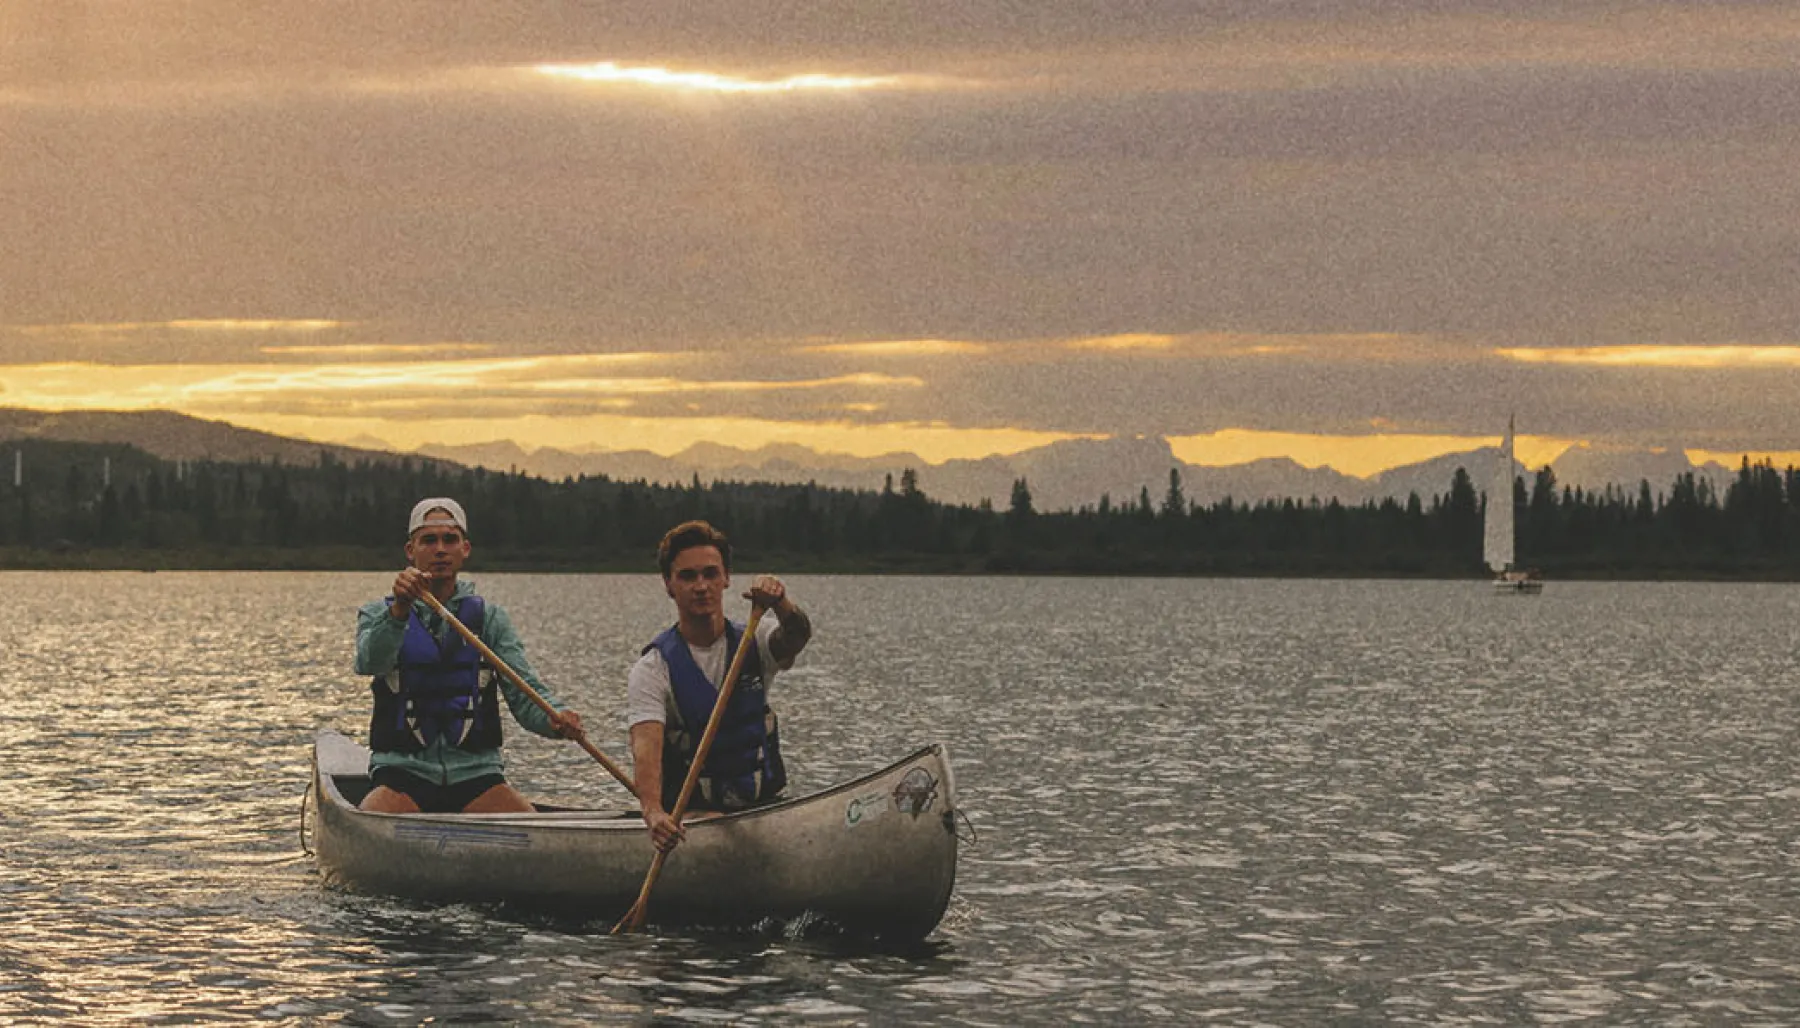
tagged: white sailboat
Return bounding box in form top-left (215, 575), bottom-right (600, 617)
top-left (1485, 416), bottom-right (1544, 594)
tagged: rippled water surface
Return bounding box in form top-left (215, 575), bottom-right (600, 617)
top-left (5, 572), bottom-right (1800, 1024)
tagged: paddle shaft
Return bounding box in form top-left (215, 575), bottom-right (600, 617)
top-left (417, 590), bottom-right (635, 793)
top-left (613, 604), bottom-right (767, 934)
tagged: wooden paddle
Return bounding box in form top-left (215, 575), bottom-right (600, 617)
top-left (416, 590), bottom-right (636, 794)
top-left (613, 603), bottom-right (768, 934)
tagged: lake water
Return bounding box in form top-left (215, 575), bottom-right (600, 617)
top-left (4, 571), bottom-right (1800, 1024)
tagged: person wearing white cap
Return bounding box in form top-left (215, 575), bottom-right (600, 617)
top-left (353, 497), bottom-right (585, 813)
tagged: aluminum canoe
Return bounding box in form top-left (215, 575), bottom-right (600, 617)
top-left (307, 730), bottom-right (959, 938)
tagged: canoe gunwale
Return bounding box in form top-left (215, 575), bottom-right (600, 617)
top-left (313, 733), bottom-right (952, 831)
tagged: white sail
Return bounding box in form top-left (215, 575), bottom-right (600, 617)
top-left (1483, 417), bottom-right (1515, 573)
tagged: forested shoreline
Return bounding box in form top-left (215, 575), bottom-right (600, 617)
top-left (2, 439), bottom-right (1798, 579)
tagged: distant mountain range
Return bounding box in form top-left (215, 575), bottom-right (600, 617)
top-left (0, 407), bottom-right (1738, 511)
top-left (417, 433), bottom-right (1738, 511)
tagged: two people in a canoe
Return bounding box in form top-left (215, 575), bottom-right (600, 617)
top-left (353, 497), bottom-right (586, 813)
top-left (625, 520), bottom-right (813, 852)
top-left (352, 501), bottom-right (810, 838)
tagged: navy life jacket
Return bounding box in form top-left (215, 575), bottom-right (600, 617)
top-left (369, 595), bottom-right (502, 754)
top-left (647, 620), bottom-right (786, 811)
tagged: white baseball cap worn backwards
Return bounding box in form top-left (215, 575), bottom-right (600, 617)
top-left (407, 497), bottom-right (469, 537)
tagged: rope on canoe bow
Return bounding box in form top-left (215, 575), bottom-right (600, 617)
top-left (299, 781), bottom-right (314, 857)
top-left (950, 808), bottom-right (978, 846)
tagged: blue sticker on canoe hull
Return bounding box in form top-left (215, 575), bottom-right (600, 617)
top-left (394, 823), bottom-right (532, 852)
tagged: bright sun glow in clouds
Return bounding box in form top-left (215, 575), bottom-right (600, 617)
top-left (533, 62), bottom-right (901, 93)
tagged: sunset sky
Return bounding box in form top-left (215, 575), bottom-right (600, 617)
top-left (5, 2), bottom-right (1799, 478)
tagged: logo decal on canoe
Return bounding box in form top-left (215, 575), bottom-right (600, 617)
top-left (893, 767), bottom-right (938, 816)
top-left (845, 791), bottom-right (888, 827)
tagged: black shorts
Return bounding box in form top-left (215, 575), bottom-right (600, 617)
top-left (371, 768), bottom-right (508, 813)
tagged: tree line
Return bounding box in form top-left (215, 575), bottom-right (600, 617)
top-left (1, 439), bottom-right (1797, 579)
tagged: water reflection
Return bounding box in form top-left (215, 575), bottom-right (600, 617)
top-left (4, 572), bottom-right (1800, 1023)
top-left (301, 899), bottom-right (967, 1023)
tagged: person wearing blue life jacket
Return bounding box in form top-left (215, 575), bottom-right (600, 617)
top-left (625, 520), bottom-right (813, 853)
top-left (354, 497), bottom-right (586, 814)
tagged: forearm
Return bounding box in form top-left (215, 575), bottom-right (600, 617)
top-left (483, 607), bottom-right (562, 736)
top-left (768, 599), bottom-right (811, 667)
top-left (498, 680), bottom-right (559, 737)
top-left (354, 606), bottom-right (407, 675)
top-left (630, 722), bottom-right (666, 814)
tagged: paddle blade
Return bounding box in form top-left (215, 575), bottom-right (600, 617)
top-left (609, 904), bottom-right (643, 935)
top-left (612, 850), bottom-right (667, 934)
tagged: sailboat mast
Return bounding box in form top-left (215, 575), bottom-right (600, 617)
top-left (1483, 417), bottom-right (1516, 574)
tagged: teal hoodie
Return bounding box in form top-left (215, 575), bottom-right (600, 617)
top-left (355, 579), bottom-right (565, 785)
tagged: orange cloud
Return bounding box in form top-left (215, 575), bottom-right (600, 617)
top-left (261, 343), bottom-right (496, 356)
top-left (1059, 331), bottom-right (1438, 358)
top-left (800, 339), bottom-right (989, 357)
top-left (0, 356), bottom-right (915, 412)
top-left (1063, 333), bottom-right (1178, 352)
top-left (1498, 345), bottom-right (1800, 368)
top-left (12, 318), bottom-right (343, 336)
top-left (1686, 448), bottom-right (1800, 470)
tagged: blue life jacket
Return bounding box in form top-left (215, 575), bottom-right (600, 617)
top-left (647, 619), bottom-right (786, 811)
top-left (369, 595), bottom-right (502, 754)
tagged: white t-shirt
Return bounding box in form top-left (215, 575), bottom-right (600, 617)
top-left (626, 617), bottom-right (784, 729)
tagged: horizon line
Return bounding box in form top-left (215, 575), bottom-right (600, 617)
top-left (2, 404), bottom-right (1797, 480)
